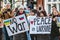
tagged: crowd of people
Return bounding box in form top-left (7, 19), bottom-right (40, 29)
top-left (0, 3), bottom-right (60, 40)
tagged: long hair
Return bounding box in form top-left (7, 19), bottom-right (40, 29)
top-left (37, 10), bottom-right (47, 17)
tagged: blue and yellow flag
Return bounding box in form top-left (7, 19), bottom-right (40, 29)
top-left (4, 19), bottom-right (11, 26)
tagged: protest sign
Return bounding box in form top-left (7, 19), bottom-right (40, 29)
top-left (57, 17), bottom-right (60, 27)
top-left (4, 14), bottom-right (29, 36)
top-left (30, 17), bottom-right (52, 34)
top-left (4, 19), bottom-right (11, 26)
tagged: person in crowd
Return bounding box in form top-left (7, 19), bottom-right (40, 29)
top-left (37, 10), bottom-right (47, 17)
top-left (24, 6), bottom-right (31, 17)
top-left (24, 7), bottom-right (32, 40)
top-left (27, 10), bottom-right (37, 40)
top-left (31, 9), bottom-right (38, 16)
top-left (37, 11), bottom-right (51, 40)
top-left (16, 7), bottom-right (26, 16)
top-left (14, 7), bottom-right (27, 40)
top-left (2, 3), bottom-right (12, 19)
top-left (27, 10), bottom-right (37, 23)
top-left (2, 3), bottom-right (13, 40)
top-left (51, 6), bottom-right (59, 40)
top-left (5, 3), bottom-right (11, 11)
top-left (57, 12), bottom-right (60, 40)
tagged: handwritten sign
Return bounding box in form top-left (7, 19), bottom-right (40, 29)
top-left (4, 14), bottom-right (29, 36)
top-left (30, 17), bottom-right (52, 34)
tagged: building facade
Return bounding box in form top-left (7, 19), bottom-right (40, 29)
top-left (44, 0), bottom-right (60, 14)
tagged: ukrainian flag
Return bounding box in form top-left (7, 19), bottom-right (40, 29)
top-left (4, 20), bottom-right (11, 26)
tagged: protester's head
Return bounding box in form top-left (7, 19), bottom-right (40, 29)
top-left (19, 7), bottom-right (24, 13)
top-left (29, 10), bottom-right (35, 16)
top-left (37, 11), bottom-right (47, 17)
top-left (6, 3), bottom-right (11, 9)
top-left (27, 6), bottom-right (31, 10)
top-left (32, 9), bottom-right (38, 14)
top-left (52, 6), bottom-right (57, 12)
top-left (52, 6), bottom-right (58, 16)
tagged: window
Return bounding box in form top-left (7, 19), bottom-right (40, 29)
top-left (59, 4), bottom-right (60, 11)
top-left (48, 4), bottom-right (51, 13)
top-left (14, 0), bottom-right (27, 8)
top-left (44, 0), bottom-right (60, 14)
